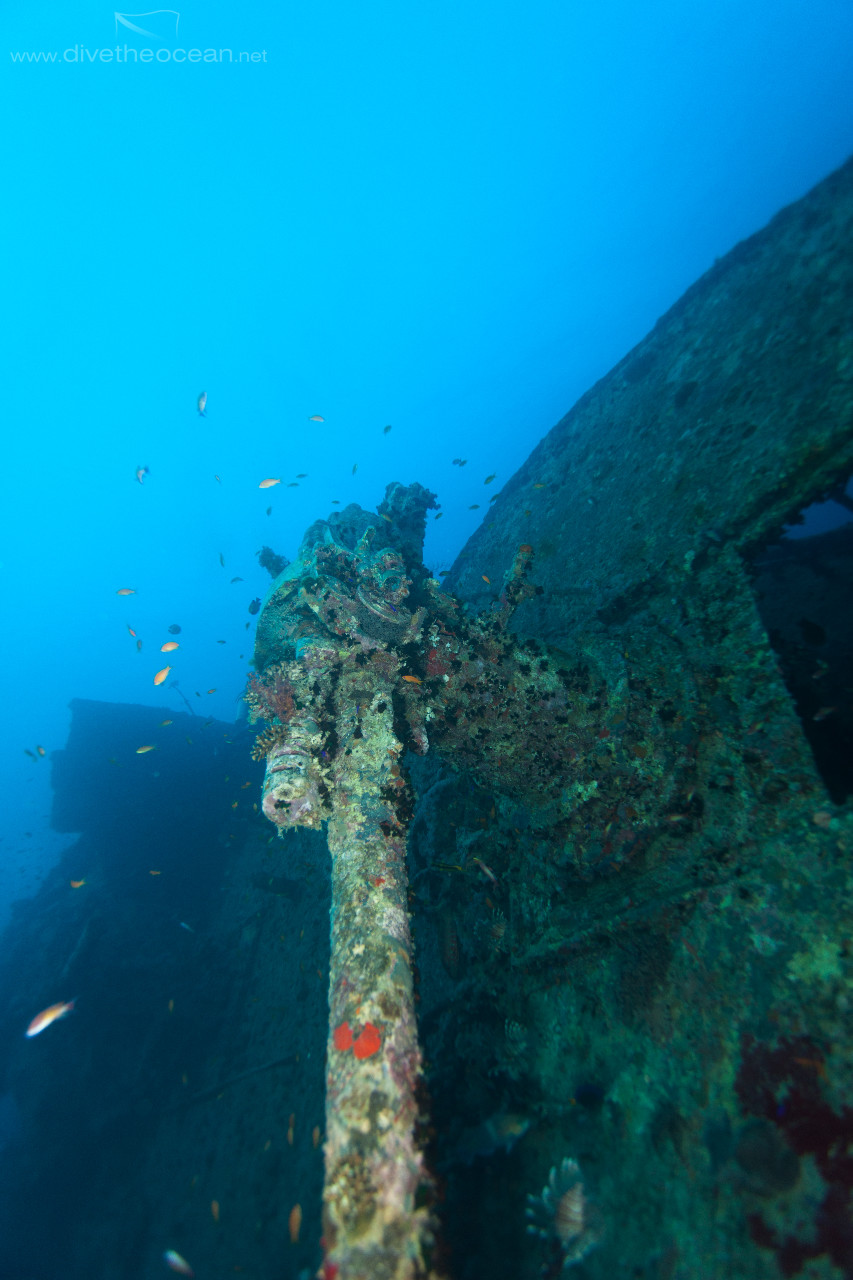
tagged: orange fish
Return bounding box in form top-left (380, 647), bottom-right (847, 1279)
top-left (127, 626), bottom-right (137, 637)
top-left (161, 642), bottom-right (180, 653)
top-left (160, 719), bottom-right (173, 726)
top-left (197, 391), bottom-right (207, 416)
top-left (211, 1199), bottom-right (220, 1222)
top-left (207, 688), bottom-right (216, 694)
top-left (308, 414), bottom-right (324, 422)
top-left (258, 478), bottom-right (280, 489)
top-left (136, 745), bottom-right (156, 754)
top-left (149, 869), bottom-right (161, 876)
top-left (402, 675), bottom-right (422, 684)
top-left (70, 879), bottom-right (86, 889)
top-left (312, 1125), bottom-right (321, 1148)
top-left (36, 745), bottom-right (46, 757)
top-left (116, 588), bottom-right (135, 596)
top-left (154, 666), bottom-right (171, 686)
top-left (482, 575), bottom-right (490, 584)
top-left (26, 1000), bottom-right (75, 1038)
top-left (288, 1203), bottom-right (302, 1244)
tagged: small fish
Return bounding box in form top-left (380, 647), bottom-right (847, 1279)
top-left (164, 1250), bottom-right (194, 1276)
top-left (287, 1112), bottom-right (295, 1144)
top-left (312, 1125), bottom-right (321, 1147)
top-left (136, 639), bottom-right (143, 652)
top-left (161, 642), bottom-right (180, 652)
top-left (23, 749), bottom-right (37, 760)
top-left (352, 463), bottom-right (358, 475)
top-left (813, 706), bottom-right (838, 722)
top-left (484, 474), bottom-right (496, 484)
top-left (289, 1202), bottom-right (302, 1244)
top-left (135, 465), bottom-right (149, 484)
top-left (296, 473), bottom-right (308, 478)
top-left (214, 474), bottom-right (221, 483)
top-left (452, 458), bottom-right (467, 467)
top-left (489, 495), bottom-right (499, 503)
top-left (231, 576), bottom-right (244, 583)
top-left (469, 504), bottom-right (480, 510)
top-left (149, 869), bottom-right (161, 875)
top-left (26, 1000), bottom-right (75, 1038)
top-left (154, 666), bottom-right (171, 686)
top-left (482, 575), bottom-right (490, 584)
top-left (168, 999), bottom-right (174, 1012)
top-left (402, 675), bottom-right (422, 684)
top-left (219, 552), bottom-right (225, 567)
top-left (217, 640), bottom-right (226, 644)
top-left (197, 391), bottom-right (207, 416)
top-left (287, 482), bottom-right (299, 487)
top-left (207, 688), bottom-right (216, 694)
top-left (435, 512), bottom-right (443, 520)
top-left (127, 626), bottom-right (137, 637)
top-left (308, 414), bottom-right (324, 422)
top-left (259, 478), bottom-right (280, 489)
top-left (383, 424), bottom-right (392, 434)
top-left (116, 588), bottom-right (135, 596)
top-left (380, 513), bottom-right (392, 522)
top-left (137, 745), bottom-right (157, 754)
top-left (331, 499), bottom-right (340, 505)
top-left (168, 624), bottom-right (181, 635)
top-left (211, 1199), bottom-right (220, 1223)
top-left (160, 719), bottom-right (173, 726)
top-left (69, 879), bottom-right (85, 889)
top-left (36, 745), bottom-right (46, 757)
top-left (533, 482), bottom-right (545, 489)
top-left (248, 598), bottom-right (261, 616)
top-left (179, 922), bottom-right (194, 932)
top-left (473, 855), bottom-right (499, 885)
top-left (266, 506), bottom-right (272, 515)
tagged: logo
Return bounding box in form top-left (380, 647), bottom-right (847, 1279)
top-left (114, 11), bottom-right (180, 40)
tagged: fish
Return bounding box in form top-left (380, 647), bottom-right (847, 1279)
top-left (197, 391), bottom-right (207, 416)
top-left (402, 675), bottom-right (422, 684)
top-left (36, 745), bottom-right (46, 757)
top-left (259, 478), bottom-right (280, 489)
top-left (161, 642), bottom-right (180, 652)
top-left (435, 512), bottom-right (443, 520)
top-left (312, 1124), bottom-right (321, 1147)
top-left (217, 640), bottom-right (226, 644)
top-left (484, 474), bottom-right (496, 484)
top-left (331, 499), bottom-right (340, 505)
top-left (352, 463), bottom-right (358, 475)
top-left (116, 588), bottom-right (135, 596)
top-left (266, 506), bottom-right (272, 515)
top-left (287, 482), bottom-right (299, 487)
top-left (248, 598), bottom-right (261, 616)
top-left (136, 745), bottom-right (157, 754)
top-left (482, 575), bottom-right (490, 584)
top-left (127, 626), bottom-right (137, 637)
top-left (383, 424), bottom-right (392, 434)
top-left (308, 414), bottom-right (324, 422)
top-left (452, 458), bottom-right (467, 467)
top-left (207, 688), bottom-right (216, 694)
top-left (164, 1250), bottom-right (194, 1276)
top-left (468, 504), bottom-right (480, 510)
top-left (69, 879), bottom-right (85, 888)
top-left (168, 624), bottom-right (181, 634)
top-left (136, 639), bottom-right (143, 652)
top-left (231, 576), bottom-right (244, 583)
top-left (380, 513), bottom-right (392, 522)
top-left (451, 1111), bottom-right (531, 1165)
top-left (211, 1199), bottom-right (220, 1222)
top-left (214, 474), bottom-right (221, 483)
top-left (168, 999), bottom-right (174, 1012)
top-left (289, 1203), bottom-right (302, 1244)
top-left (149, 869), bottom-right (161, 875)
top-left (296, 472), bottom-right (308, 478)
top-left (180, 922), bottom-right (194, 932)
top-left (135, 466), bottom-right (149, 484)
top-left (219, 552), bottom-right (225, 567)
top-left (287, 1112), bottom-right (295, 1144)
top-left (154, 666), bottom-right (172, 686)
top-left (472, 855), bottom-right (499, 885)
top-left (533, 482), bottom-right (545, 489)
top-left (160, 719), bottom-right (173, 726)
top-left (26, 1000), bottom-right (75, 1038)
top-left (813, 706), bottom-right (838, 722)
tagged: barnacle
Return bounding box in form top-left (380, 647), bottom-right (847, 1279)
top-left (526, 1157), bottom-right (600, 1270)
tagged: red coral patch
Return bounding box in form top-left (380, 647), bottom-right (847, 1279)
top-left (333, 1021), bottom-right (353, 1051)
top-left (353, 1022), bottom-right (382, 1059)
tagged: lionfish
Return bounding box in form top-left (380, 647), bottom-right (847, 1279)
top-left (526, 1157), bottom-right (601, 1271)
